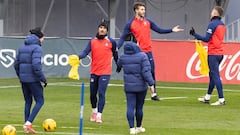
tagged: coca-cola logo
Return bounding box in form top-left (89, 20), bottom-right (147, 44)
top-left (186, 48), bottom-right (240, 81)
top-left (0, 49), bottom-right (16, 68)
top-left (224, 51), bottom-right (240, 80)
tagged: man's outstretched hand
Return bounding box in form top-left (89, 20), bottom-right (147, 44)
top-left (172, 25), bottom-right (184, 32)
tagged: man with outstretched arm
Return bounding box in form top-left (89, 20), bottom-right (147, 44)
top-left (118, 2), bottom-right (184, 101)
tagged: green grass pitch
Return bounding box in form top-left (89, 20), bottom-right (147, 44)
top-left (1, 78), bottom-right (240, 135)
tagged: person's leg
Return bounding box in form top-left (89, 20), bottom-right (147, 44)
top-left (203, 55), bottom-right (225, 105)
top-left (97, 75), bottom-right (110, 113)
top-left (22, 82), bottom-right (43, 133)
top-left (27, 82), bottom-right (44, 123)
top-left (135, 90), bottom-right (147, 127)
top-left (198, 55), bottom-right (217, 103)
top-left (90, 74), bottom-right (99, 109)
top-left (96, 75), bottom-right (110, 123)
top-left (146, 52), bottom-right (156, 89)
top-left (206, 55), bottom-right (216, 100)
top-left (146, 52), bottom-right (160, 101)
top-left (135, 91), bottom-right (147, 133)
top-left (207, 75), bottom-right (215, 95)
top-left (215, 55), bottom-right (224, 99)
top-left (21, 83), bottom-right (32, 123)
top-left (209, 55), bottom-right (225, 105)
top-left (125, 92), bottom-right (136, 129)
top-left (89, 74), bottom-right (99, 121)
top-left (208, 55), bottom-right (224, 98)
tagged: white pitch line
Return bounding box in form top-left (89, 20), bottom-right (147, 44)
top-left (17, 130), bottom-right (79, 135)
top-left (1, 82), bottom-right (240, 93)
top-left (145, 95), bottom-right (219, 101)
top-left (161, 96), bottom-right (188, 100)
top-left (0, 85), bottom-right (19, 88)
top-left (49, 82), bottom-right (240, 92)
top-left (145, 96), bottom-right (188, 101)
top-left (60, 126), bottom-right (96, 130)
top-left (0, 124), bottom-right (95, 130)
top-left (52, 82), bottom-right (240, 93)
top-left (1, 124), bottom-right (121, 135)
top-left (17, 130), bottom-right (120, 135)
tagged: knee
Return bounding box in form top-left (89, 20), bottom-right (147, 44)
top-left (90, 94), bottom-right (96, 98)
top-left (136, 108), bottom-right (143, 114)
top-left (98, 92), bottom-right (105, 99)
top-left (25, 101), bottom-right (32, 106)
top-left (25, 98), bottom-right (33, 104)
top-left (127, 104), bottom-right (135, 113)
top-left (127, 108), bottom-right (134, 117)
top-left (41, 99), bottom-right (44, 106)
top-left (37, 98), bottom-right (44, 106)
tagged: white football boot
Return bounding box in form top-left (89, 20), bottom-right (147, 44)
top-left (135, 127), bottom-right (146, 134)
top-left (211, 101), bottom-right (226, 106)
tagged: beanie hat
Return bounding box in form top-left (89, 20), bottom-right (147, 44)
top-left (29, 27), bottom-right (44, 38)
top-left (98, 21), bottom-right (109, 31)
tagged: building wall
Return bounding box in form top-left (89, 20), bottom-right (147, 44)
top-left (146, 0), bottom-right (214, 40)
top-left (224, 0), bottom-right (240, 24)
top-left (0, 0), bottom-right (219, 40)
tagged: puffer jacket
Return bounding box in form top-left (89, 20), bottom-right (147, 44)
top-left (14, 34), bottom-right (46, 83)
top-left (117, 41), bottom-right (154, 92)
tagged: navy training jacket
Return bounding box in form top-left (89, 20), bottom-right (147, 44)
top-left (14, 34), bottom-right (46, 83)
top-left (117, 41), bottom-right (154, 92)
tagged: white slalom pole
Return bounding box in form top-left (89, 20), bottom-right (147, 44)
top-left (79, 82), bottom-right (84, 135)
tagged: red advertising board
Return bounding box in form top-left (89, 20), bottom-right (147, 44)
top-left (151, 40), bottom-right (240, 84)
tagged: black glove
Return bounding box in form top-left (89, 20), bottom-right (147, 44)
top-left (189, 27), bottom-right (195, 35)
top-left (43, 82), bottom-right (48, 87)
top-left (116, 66), bottom-right (121, 73)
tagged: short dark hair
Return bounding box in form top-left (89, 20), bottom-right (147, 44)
top-left (29, 27), bottom-right (44, 38)
top-left (98, 19), bottom-right (109, 31)
top-left (98, 22), bottom-right (108, 31)
top-left (214, 6), bottom-right (224, 17)
top-left (133, 2), bottom-right (145, 12)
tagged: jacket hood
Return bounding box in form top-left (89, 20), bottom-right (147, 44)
top-left (24, 34), bottom-right (41, 45)
top-left (124, 41), bottom-right (141, 55)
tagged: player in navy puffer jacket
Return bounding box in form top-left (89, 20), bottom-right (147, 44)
top-left (117, 41), bottom-right (154, 134)
top-left (14, 27), bottom-right (46, 133)
top-left (15, 34), bottom-right (46, 83)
